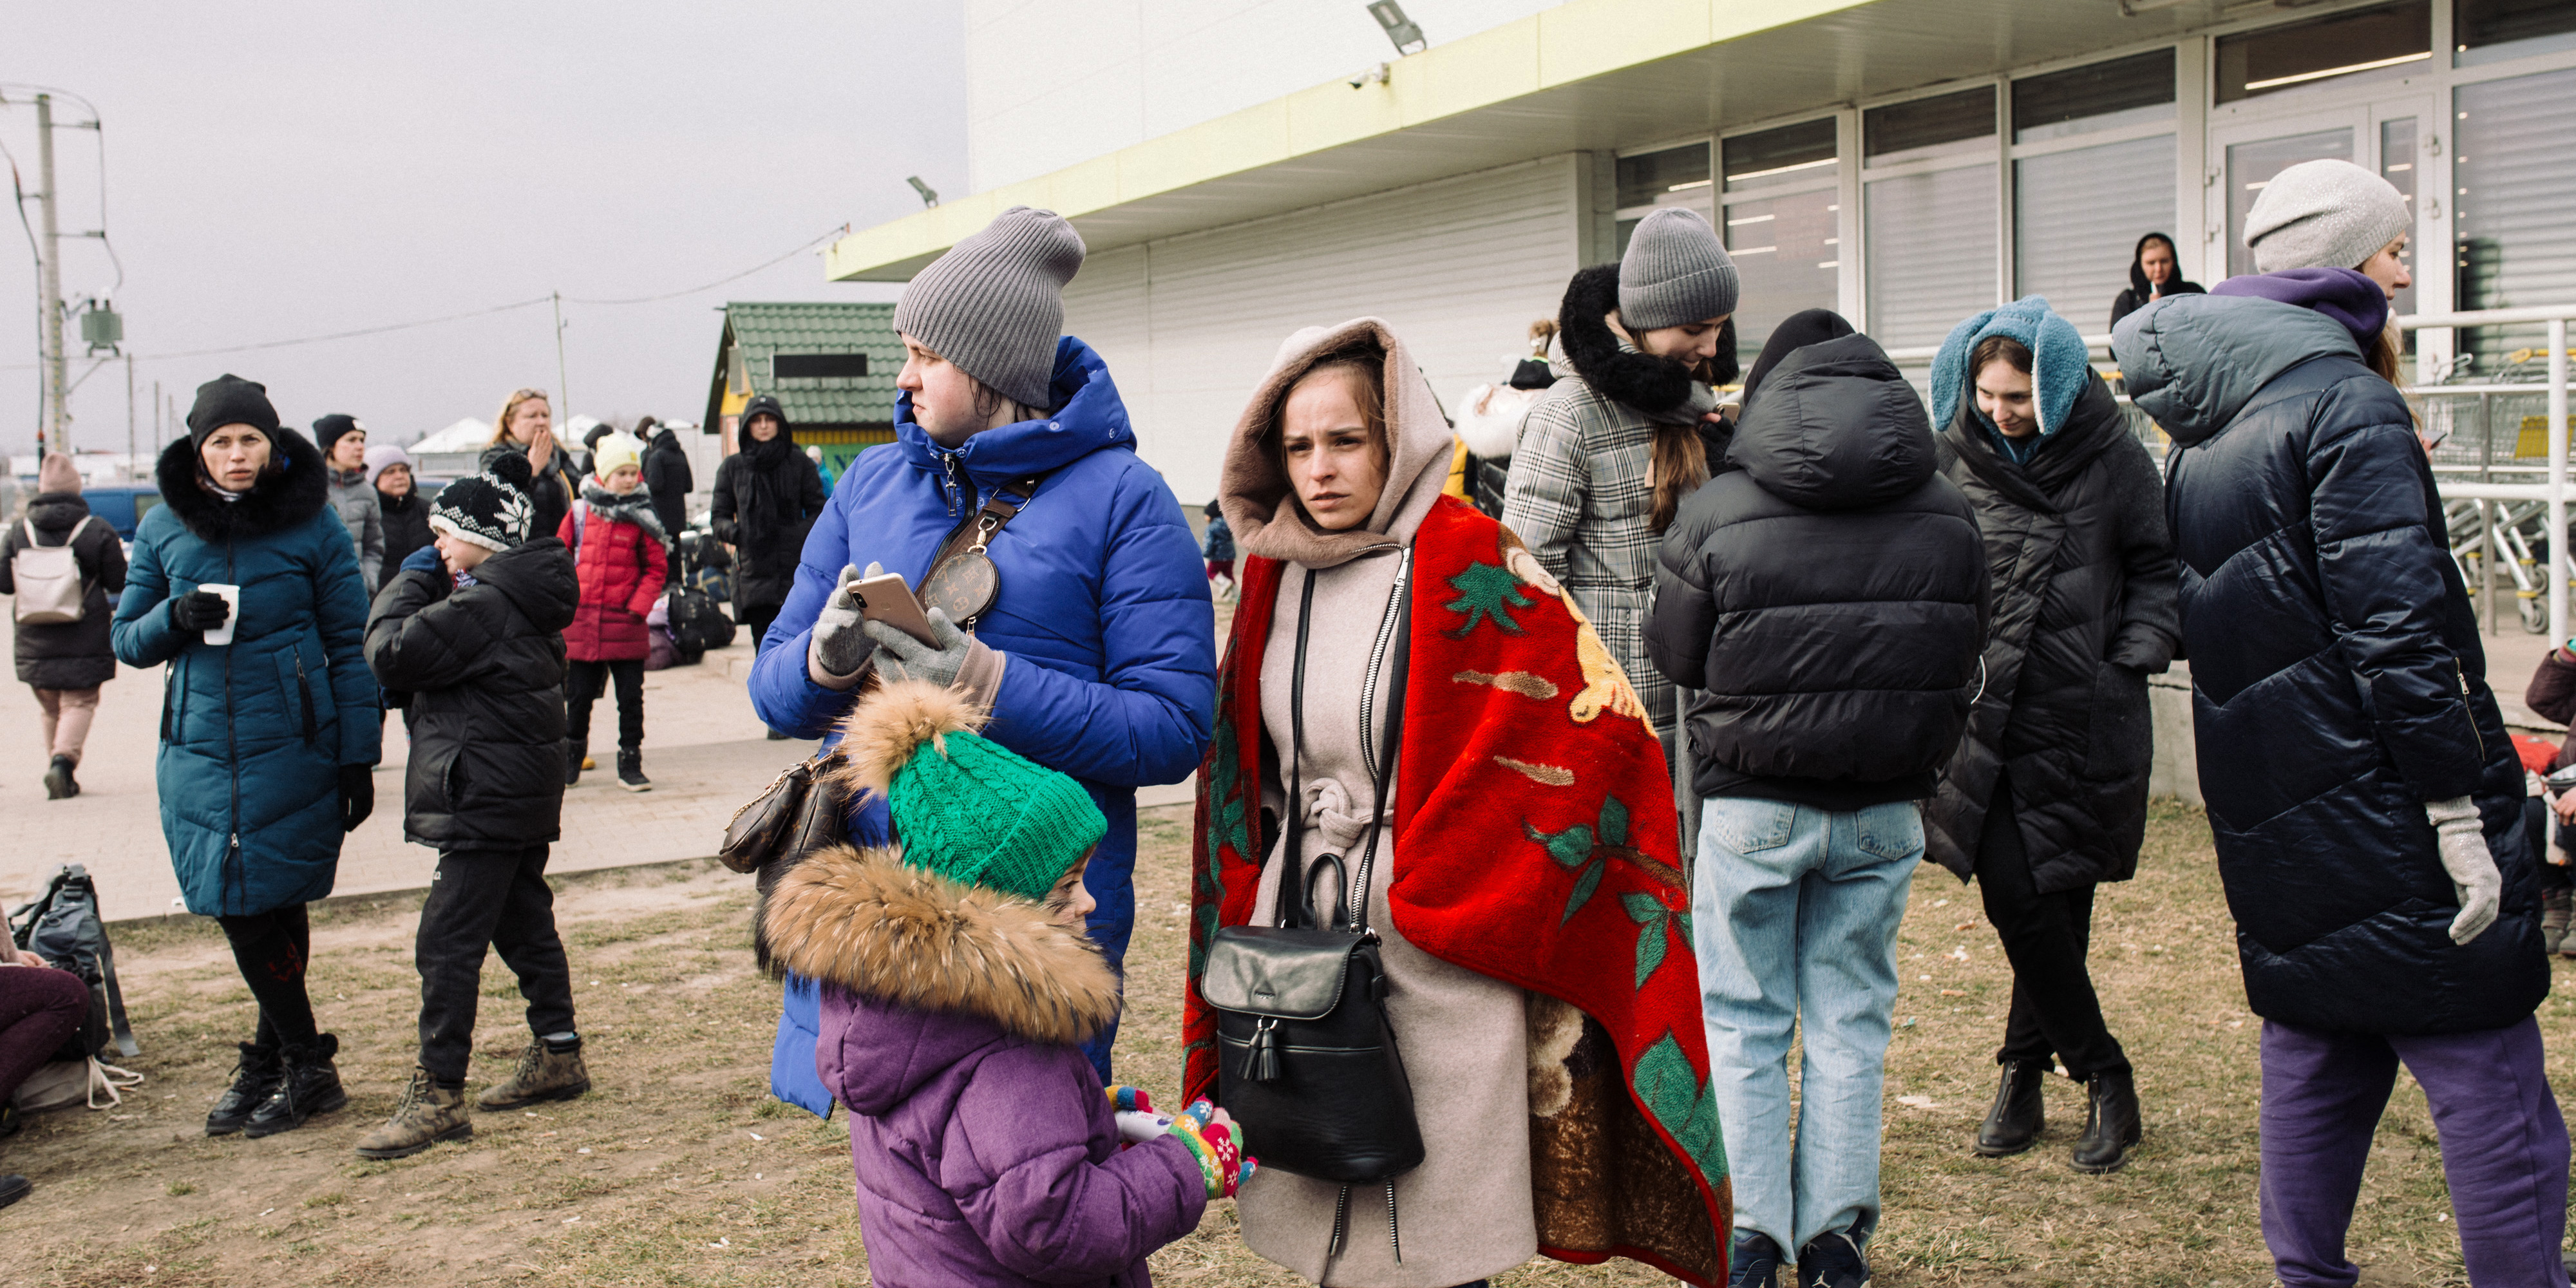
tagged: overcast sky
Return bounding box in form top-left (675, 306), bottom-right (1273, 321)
top-left (5, 1), bottom-right (966, 458)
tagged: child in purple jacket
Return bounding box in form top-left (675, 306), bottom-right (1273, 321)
top-left (763, 680), bottom-right (1246, 1287)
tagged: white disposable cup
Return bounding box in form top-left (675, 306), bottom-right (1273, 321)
top-left (198, 583), bottom-right (240, 646)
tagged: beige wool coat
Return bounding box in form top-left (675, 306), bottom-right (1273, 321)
top-left (1218, 318), bottom-right (1539, 1287)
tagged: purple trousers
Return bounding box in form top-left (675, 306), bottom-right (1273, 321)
top-left (0, 965), bottom-right (88, 1101)
top-left (2260, 1016), bottom-right (2570, 1287)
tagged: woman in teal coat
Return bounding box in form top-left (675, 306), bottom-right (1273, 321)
top-left (112, 374), bottom-right (380, 1141)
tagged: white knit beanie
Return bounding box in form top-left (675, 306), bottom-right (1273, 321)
top-left (2246, 159), bottom-right (2411, 274)
top-left (894, 207), bottom-right (1086, 409)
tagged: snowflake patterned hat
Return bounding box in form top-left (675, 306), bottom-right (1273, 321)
top-left (430, 451), bottom-right (539, 552)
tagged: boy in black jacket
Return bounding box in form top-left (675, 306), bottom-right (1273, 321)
top-left (358, 453), bottom-right (589, 1159)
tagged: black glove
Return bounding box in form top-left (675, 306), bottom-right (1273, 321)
top-left (171, 590), bottom-right (232, 632)
top-left (339, 764), bottom-right (375, 833)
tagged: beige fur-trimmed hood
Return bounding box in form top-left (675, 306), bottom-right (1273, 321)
top-left (1217, 316), bottom-right (1457, 569)
top-left (761, 843), bottom-right (1121, 1045)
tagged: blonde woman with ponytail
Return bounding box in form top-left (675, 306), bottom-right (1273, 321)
top-left (1502, 209), bottom-right (1737, 747)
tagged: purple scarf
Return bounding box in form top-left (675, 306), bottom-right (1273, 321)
top-left (2211, 267), bottom-right (2389, 354)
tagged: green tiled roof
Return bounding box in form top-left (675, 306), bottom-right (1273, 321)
top-left (706, 301), bottom-right (902, 429)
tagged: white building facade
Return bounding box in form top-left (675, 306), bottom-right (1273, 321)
top-left (835, 0), bottom-right (2576, 504)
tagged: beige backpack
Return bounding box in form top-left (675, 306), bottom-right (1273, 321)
top-left (12, 516), bottom-right (102, 625)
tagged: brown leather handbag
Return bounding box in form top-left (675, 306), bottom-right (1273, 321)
top-left (718, 750), bottom-right (846, 874)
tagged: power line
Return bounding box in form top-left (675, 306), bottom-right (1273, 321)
top-left (0, 226), bottom-right (848, 370)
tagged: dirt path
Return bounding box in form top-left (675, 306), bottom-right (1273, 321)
top-left (5, 802), bottom-right (2556, 1285)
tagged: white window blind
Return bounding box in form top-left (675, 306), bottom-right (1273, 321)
top-left (2014, 134), bottom-right (2175, 333)
top-left (2455, 67), bottom-right (2576, 369)
top-left (1866, 164), bottom-right (1998, 350)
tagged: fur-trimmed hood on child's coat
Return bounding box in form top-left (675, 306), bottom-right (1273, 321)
top-left (761, 843), bottom-right (1121, 1109)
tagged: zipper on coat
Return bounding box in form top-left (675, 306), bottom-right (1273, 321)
top-left (226, 539), bottom-right (244, 913)
top-left (938, 453), bottom-right (968, 518)
top-left (2457, 658), bottom-right (2488, 761)
top-left (296, 649), bottom-right (318, 745)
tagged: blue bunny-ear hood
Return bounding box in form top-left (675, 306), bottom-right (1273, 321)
top-left (1929, 295), bottom-right (2092, 441)
top-left (895, 336), bottom-right (1135, 486)
top-left (2111, 293), bottom-right (2359, 447)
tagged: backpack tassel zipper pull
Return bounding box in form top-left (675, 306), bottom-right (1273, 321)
top-left (1242, 1016), bottom-right (1280, 1083)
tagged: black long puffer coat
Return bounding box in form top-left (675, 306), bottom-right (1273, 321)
top-left (1645, 329), bottom-right (1990, 810)
top-left (2119, 291), bottom-right (2543, 1036)
top-left (711, 397), bottom-right (828, 614)
top-left (377, 486), bottom-right (437, 576)
top-left (364, 538), bottom-right (578, 848)
top-left (1926, 372), bottom-right (2181, 892)
top-left (3, 491), bottom-right (128, 688)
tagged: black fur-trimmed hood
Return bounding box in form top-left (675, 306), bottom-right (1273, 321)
top-left (155, 426), bottom-right (330, 543)
top-left (1557, 263), bottom-right (1738, 421)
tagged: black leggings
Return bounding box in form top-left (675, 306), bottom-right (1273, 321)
top-left (739, 601), bottom-right (782, 655)
top-left (1976, 773), bottom-right (2129, 1080)
top-left (217, 904), bottom-right (317, 1050)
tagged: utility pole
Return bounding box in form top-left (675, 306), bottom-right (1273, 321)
top-left (35, 94), bottom-right (68, 456)
top-left (125, 354), bottom-right (136, 478)
top-left (552, 292), bottom-right (571, 430)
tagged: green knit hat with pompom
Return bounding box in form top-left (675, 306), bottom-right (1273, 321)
top-left (834, 680), bottom-right (1106, 902)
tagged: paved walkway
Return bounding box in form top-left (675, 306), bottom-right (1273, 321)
top-left (5, 626), bottom-right (1203, 923)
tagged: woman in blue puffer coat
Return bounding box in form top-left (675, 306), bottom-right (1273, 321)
top-left (2116, 157), bottom-right (2562, 1288)
top-left (750, 207), bottom-right (1215, 1108)
top-left (113, 374), bottom-right (381, 1142)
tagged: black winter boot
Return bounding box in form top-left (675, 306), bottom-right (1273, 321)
top-left (564, 744), bottom-right (583, 787)
top-left (244, 1033), bottom-right (347, 1138)
top-left (206, 1041), bottom-right (283, 1137)
top-left (43, 755), bottom-right (77, 799)
top-left (1974, 1059), bottom-right (2049, 1157)
top-left (616, 748), bottom-right (650, 792)
top-left (2070, 1068), bottom-right (2141, 1173)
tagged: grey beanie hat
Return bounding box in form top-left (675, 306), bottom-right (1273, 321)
top-left (2247, 159), bottom-right (2411, 274)
top-left (1618, 207), bottom-right (1740, 331)
top-left (893, 206), bottom-right (1086, 409)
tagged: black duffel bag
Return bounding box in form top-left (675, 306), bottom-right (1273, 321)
top-left (1198, 554), bottom-right (1423, 1265)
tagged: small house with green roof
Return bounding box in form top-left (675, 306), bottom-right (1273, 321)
top-left (705, 301), bottom-right (904, 475)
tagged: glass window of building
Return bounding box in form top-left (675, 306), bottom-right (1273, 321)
top-left (2455, 67), bottom-right (2576, 368)
top-left (1721, 118), bottom-right (1840, 355)
top-left (1865, 87), bottom-right (1998, 350)
top-left (2226, 128), bottom-right (2357, 279)
top-left (2456, 0), bottom-right (2576, 66)
top-left (1616, 142), bottom-right (1713, 255)
top-left (2011, 50), bottom-right (2179, 331)
top-left (2217, 2), bottom-right (2432, 103)
top-left (2378, 117), bottom-right (2420, 337)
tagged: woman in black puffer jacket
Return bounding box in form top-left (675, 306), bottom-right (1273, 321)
top-left (710, 394), bottom-right (826, 650)
top-left (1922, 297), bottom-right (2179, 1175)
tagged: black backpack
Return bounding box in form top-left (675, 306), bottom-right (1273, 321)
top-left (8, 864), bottom-right (138, 1061)
top-left (666, 586), bottom-right (737, 662)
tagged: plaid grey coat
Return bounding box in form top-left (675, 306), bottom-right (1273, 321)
top-left (1501, 376), bottom-right (1674, 735)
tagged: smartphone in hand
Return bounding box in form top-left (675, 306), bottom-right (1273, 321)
top-left (848, 572), bottom-right (939, 646)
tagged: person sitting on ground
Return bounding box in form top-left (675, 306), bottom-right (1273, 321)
top-left (558, 431), bottom-right (668, 792)
top-left (763, 679), bottom-right (1245, 1287)
top-left (2106, 232), bottom-right (2204, 332)
top-left (358, 452), bottom-right (589, 1160)
top-left (3, 451), bottom-right (127, 800)
top-left (0, 939), bottom-right (91, 1209)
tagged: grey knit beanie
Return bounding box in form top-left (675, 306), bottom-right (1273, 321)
top-left (1618, 208), bottom-right (1740, 332)
top-left (2247, 159), bottom-right (2411, 274)
top-left (893, 206), bottom-right (1085, 409)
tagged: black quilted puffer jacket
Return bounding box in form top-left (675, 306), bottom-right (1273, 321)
top-left (1645, 330), bottom-right (1989, 811)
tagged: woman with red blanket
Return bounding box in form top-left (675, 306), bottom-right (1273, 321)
top-left (1191, 318), bottom-right (1729, 1287)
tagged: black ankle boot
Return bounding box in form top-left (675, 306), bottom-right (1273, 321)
top-left (2070, 1068), bottom-right (2141, 1173)
top-left (245, 1033), bottom-right (347, 1139)
top-left (43, 755), bottom-right (77, 799)
top-left (1974, 1059), bottom-right (2049, 1157)
top-left (207, 1041), bottom-right (282, 1137)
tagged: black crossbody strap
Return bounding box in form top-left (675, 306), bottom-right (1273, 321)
top-left (1282, 569), bottom-right (1320, 929)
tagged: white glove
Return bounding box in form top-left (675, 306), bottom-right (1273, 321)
top-left (810, 562), bottom-right (880, 680)
top-left (2427, 797), bottom-right (2501, 945)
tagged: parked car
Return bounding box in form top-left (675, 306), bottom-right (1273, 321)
top-left (75, 484), bottom-right (164, 542)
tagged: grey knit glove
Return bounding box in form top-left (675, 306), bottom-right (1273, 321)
top-left (865, 607), bottom-right (976, 689)
top-left (2427, 797), bottom-right (2501, 945)
top-left (810, 562), bottom-right (876, 681)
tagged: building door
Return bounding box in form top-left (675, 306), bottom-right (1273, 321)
top-left (2209, 97), bottom-right (2431, 283)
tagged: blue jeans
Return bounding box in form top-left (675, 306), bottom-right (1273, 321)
top-left (1692, 795), bottom-right (1922, 1256)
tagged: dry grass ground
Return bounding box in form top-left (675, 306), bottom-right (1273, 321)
top-left (4, 800), bottom-right (2566, 1287)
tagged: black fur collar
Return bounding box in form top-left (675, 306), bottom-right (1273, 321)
top-left (1557, 263), bottom-right (1692, 415)
top-left (155, 427), bottom-right (330, 543)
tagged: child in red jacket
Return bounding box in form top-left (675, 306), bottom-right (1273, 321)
top-left (558, 432), bottom-right (668, 791)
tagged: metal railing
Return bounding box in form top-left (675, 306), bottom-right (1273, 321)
top-left (1885, 307), bottom-right (2576, 641)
